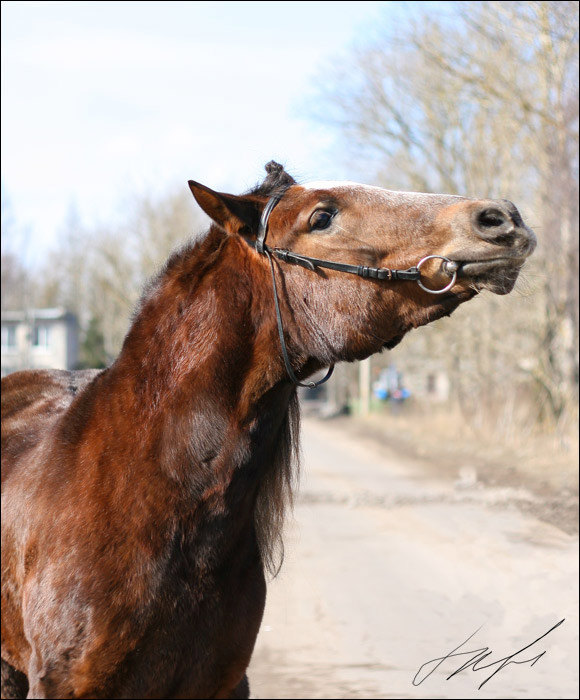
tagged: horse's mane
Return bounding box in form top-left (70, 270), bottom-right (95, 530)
top-left (256, 389), bottom-right (300, 577)
top-left (245, 161), bottom-right (300, 577)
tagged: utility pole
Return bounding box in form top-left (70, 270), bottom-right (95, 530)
top-left (359, 357), bottom-right (371, 415)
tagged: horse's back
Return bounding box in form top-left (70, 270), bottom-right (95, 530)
top-left (1, 369), bottom-right (102, 484)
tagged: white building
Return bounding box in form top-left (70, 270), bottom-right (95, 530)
top-left (1, 308), bottom-right (79, 377)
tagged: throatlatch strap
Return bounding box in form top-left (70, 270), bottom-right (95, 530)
top-left (265, 247), bottom-right (335, 389)
top-left (256, 191), bottom-right (334, 388)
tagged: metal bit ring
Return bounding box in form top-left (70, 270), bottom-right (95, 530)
top-left (416, 255), bottom-right (457, 295)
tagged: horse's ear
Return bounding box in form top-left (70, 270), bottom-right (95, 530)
top-left (188, 181), bottom-right (261, 236)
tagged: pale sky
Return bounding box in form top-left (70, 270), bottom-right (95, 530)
top-left (3, 0), bottom-right (426, 265)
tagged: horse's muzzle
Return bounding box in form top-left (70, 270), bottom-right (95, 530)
top-left (445, 200), bottom-right (536, 294)
top-left (471, 200), bottom-right (537, 259)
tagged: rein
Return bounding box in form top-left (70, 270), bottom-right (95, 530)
top-left (250, 192), bottom-right (457, 389)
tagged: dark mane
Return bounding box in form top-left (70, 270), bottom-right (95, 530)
top-left (247, 160), bottom-right (297, 198)
top-left (245, 161), bottom-right (300, 575)
top-left (255, 390), bottom-right (300, 577)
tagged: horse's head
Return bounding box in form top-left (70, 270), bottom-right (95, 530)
top-left (189, 162), bottom-right (536, 370)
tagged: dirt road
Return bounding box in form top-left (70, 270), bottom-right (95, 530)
top-left (248, 417), bottom-right (579, 699)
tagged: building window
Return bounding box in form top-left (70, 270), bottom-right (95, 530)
top-left (33, 324), bottom-right (51, 349)
top-left (1, 325), bottom-right (16, 350)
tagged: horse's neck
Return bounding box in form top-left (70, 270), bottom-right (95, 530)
top-left (102, 232), bottom-right (294, 512)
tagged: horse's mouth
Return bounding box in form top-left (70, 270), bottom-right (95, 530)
top-left (449, 256), bottom-right (528, 295)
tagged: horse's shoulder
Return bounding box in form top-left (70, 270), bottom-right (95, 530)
top-left (1, 369), bottom-right (102, 483)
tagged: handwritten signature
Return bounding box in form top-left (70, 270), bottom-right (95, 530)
top-left (413, 618), bottom-right (565, 689)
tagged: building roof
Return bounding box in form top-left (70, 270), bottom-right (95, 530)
top-left (1, 308), bottom-right (77, 323)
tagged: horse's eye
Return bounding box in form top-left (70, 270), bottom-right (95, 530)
top-left (309, 210), bottom-right (335, 231)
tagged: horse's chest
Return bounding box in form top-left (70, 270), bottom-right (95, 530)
top-left (111, 555), bottom-right (266, 698)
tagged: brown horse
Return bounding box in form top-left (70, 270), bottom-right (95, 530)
top-left (1, 162), bottom-right (535, 699)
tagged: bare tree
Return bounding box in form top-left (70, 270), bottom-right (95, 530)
top-left (1, 189), bottom-right (34, 311)
top-left (310, 0), bottom-right (579, 431)
top-left (34, 187), bottom-right (202, 363)
top-left (1, 251), bottom-right (30, 312)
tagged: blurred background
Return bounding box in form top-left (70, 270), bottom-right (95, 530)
top-left (1, 2), bottom-right (578, 696)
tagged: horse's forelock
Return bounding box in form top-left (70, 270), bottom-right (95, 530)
top-left (249, 160), bottom-right (297, 198)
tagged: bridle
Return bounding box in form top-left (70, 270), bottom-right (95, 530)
top-left (249, 191), bottom-right (458, 389)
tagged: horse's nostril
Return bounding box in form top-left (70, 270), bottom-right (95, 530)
top-left (477, 208), bottom-right (507, 229)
